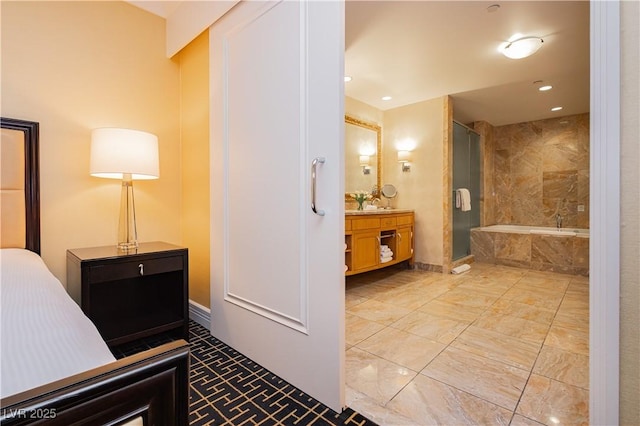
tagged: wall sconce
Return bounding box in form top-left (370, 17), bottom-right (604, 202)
top-left (359, 155), bottom-right (371, 174)
top-left (398, 150), bottom-right (411, 172)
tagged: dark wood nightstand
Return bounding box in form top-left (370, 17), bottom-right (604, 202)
top-left (66, 241), bottom-right (189, 347)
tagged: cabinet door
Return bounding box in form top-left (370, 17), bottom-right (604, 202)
top-left (396, 226), bottom-right (413, 261)
top-left (352, 231), bottom-right (380, 271)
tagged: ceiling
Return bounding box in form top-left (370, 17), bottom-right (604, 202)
top-left (128, 1), bottom-right (590, 127)
top-left (345, 1), bottom-right (589, 126)
top-left (127, 0), bottom-right (182, 18)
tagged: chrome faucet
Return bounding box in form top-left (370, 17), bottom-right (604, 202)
top-left (371, 198), bottom-right (381, 208)
top-left (556, 214), bottom-right (563, 230)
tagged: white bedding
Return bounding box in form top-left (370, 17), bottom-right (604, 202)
top-left (1, 248), bottom-right (115, 398)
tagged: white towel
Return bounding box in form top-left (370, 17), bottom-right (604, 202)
top-left (451, 264), bottom-right (471, 274)
top-left (457, 188), bottom-right (471, 212)
top-left (380, 251), bottom-right (393, 260)
top-left (380, 257), bottom-right (393, 263)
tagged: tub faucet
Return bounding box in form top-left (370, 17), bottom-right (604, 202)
top-left (556, 214), bottom-right (563, 230)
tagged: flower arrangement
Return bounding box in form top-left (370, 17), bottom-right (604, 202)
top-left (350, 190), bottom-right (372, 210)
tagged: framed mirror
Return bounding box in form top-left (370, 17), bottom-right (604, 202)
top-left (344, 115), bottom-right (382, 198)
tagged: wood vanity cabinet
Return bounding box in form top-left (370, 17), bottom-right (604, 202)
top-left (345, 211), bottom-right (414, 275)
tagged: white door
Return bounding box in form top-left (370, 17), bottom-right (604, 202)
top-left (210, 0), bottom-right (345, 411)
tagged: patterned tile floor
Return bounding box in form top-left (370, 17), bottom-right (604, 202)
top-left (114, 322), bottom-right (377, 426)
top-left (345, 263), bottom-right (589, 426)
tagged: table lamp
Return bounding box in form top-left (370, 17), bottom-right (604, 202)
top-left (90, 128), bottom-right (159, 251)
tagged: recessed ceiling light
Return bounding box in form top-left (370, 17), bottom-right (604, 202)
top-left (486, 4), bottom-right (500, 13)
top-left (500, 35), bottom-right (544, 59)
top-left (381, 96), bottom-right (392, 101)
top-left (344, 76), bottom-right (352, 82)
top-left (551, 106), bottom-right (563, 112)
top-left (539, 85), bottom-right (553, 91)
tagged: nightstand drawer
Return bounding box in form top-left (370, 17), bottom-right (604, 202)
top-left (88, 255), bottom-right (183, 284)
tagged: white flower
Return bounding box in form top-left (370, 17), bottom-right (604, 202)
top-left (350, 191), bottom-right (372, 203)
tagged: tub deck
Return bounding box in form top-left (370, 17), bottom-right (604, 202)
top-left (471, 225), bottom-right (589, 276)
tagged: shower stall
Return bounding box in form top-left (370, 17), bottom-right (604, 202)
top-left (452, 121), bottom-right (481, 261)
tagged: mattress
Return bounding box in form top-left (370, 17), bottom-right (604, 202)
top-left (0, 249), bottom-right (115, 398)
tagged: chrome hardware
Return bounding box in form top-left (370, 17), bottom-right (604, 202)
top-left (556, 214), bottom-right (563, 230)
top-left (138, 263), bottom-right (144, 276)
top-left (311, 157), bottom-right (326, 216)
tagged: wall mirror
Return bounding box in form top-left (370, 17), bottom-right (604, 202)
top-left (345, 115), bottom-right (381, 197)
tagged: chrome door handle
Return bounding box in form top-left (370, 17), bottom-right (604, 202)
top-left (138, 263), bottom-right (144, 276)
top-left (311, 157), bottom-right (326, 216)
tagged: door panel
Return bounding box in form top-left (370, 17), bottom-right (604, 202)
top-left (210, 0), bottom-right (344, 411)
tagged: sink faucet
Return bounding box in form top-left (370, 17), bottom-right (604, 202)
top-left (556, 214), bottom-right (563, 230)
top-left (371, 198), bottom-right (381, 208)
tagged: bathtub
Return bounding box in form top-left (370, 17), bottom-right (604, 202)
top-left (471, 224), bottom-right (589, 275)
top-left (478, 224), bottom-right (590, 238)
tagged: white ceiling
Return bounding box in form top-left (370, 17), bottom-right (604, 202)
top-left (128, 1), bottom-right (590, 127)
top-left (345, 1), bottom-right (590, 126)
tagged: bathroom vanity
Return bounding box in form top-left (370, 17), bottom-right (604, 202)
top-left (345, 210), bottom-right (414, 275)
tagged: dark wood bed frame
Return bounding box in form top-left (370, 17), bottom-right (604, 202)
top-left (0, 118), bottom-right (190, 425)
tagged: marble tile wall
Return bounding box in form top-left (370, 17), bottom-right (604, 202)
top-left (470, 229), bottom-right (589, 276)
top-left (474, 121), bottom-right (496, 226)
top-left (481, 114), bottom-right (590, 229)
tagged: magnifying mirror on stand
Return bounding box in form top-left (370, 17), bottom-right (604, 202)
top-left (380, 184), bottom-right (397, 209)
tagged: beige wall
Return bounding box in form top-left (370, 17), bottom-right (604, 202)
top-left (384, 97), bottom-right (446, 267)
top-left (1, 2), bottom-right (182, 284)
top-left (345, 96), bottom-right (384, 126)
top-left (620, 1), bottom-right (640, 423)
top-left (345, 96), bottom-right (447, 268)
top-left (178, 30), bottom-right (211, 308)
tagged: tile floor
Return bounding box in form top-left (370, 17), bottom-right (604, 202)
top-left (345, 263), bottom-right (589, 426)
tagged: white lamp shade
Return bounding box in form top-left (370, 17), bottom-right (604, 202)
top-left (90, 128), bottom-right (159, 180)
top-left (397, 150), bottom-right (411, 162)
top-left (359, 155), bottom-right (370, 166)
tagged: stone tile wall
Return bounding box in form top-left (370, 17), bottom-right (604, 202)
top-left (473, 121), bottom-right (496, 226)
top-left (488, 114), bottom-right (590, 229)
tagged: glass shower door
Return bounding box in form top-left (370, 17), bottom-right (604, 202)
top-left (452, 121), bottom-right (480, 260)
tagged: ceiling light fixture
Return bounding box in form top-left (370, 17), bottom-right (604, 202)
top-left (381, 96), bottom-right (392, 101)
top-left (551, 106), bottom-right (563, 111)
top-left (539, 85), bottom-right (553, 91)
top-left (500, 36), bottom-right (544, 59)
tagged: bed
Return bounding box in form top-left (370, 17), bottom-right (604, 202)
top-left (0, 117), bottom-right (189, 425)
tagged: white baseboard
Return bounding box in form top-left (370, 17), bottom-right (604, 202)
top-left (189, 299), bottom-right (211, 329)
